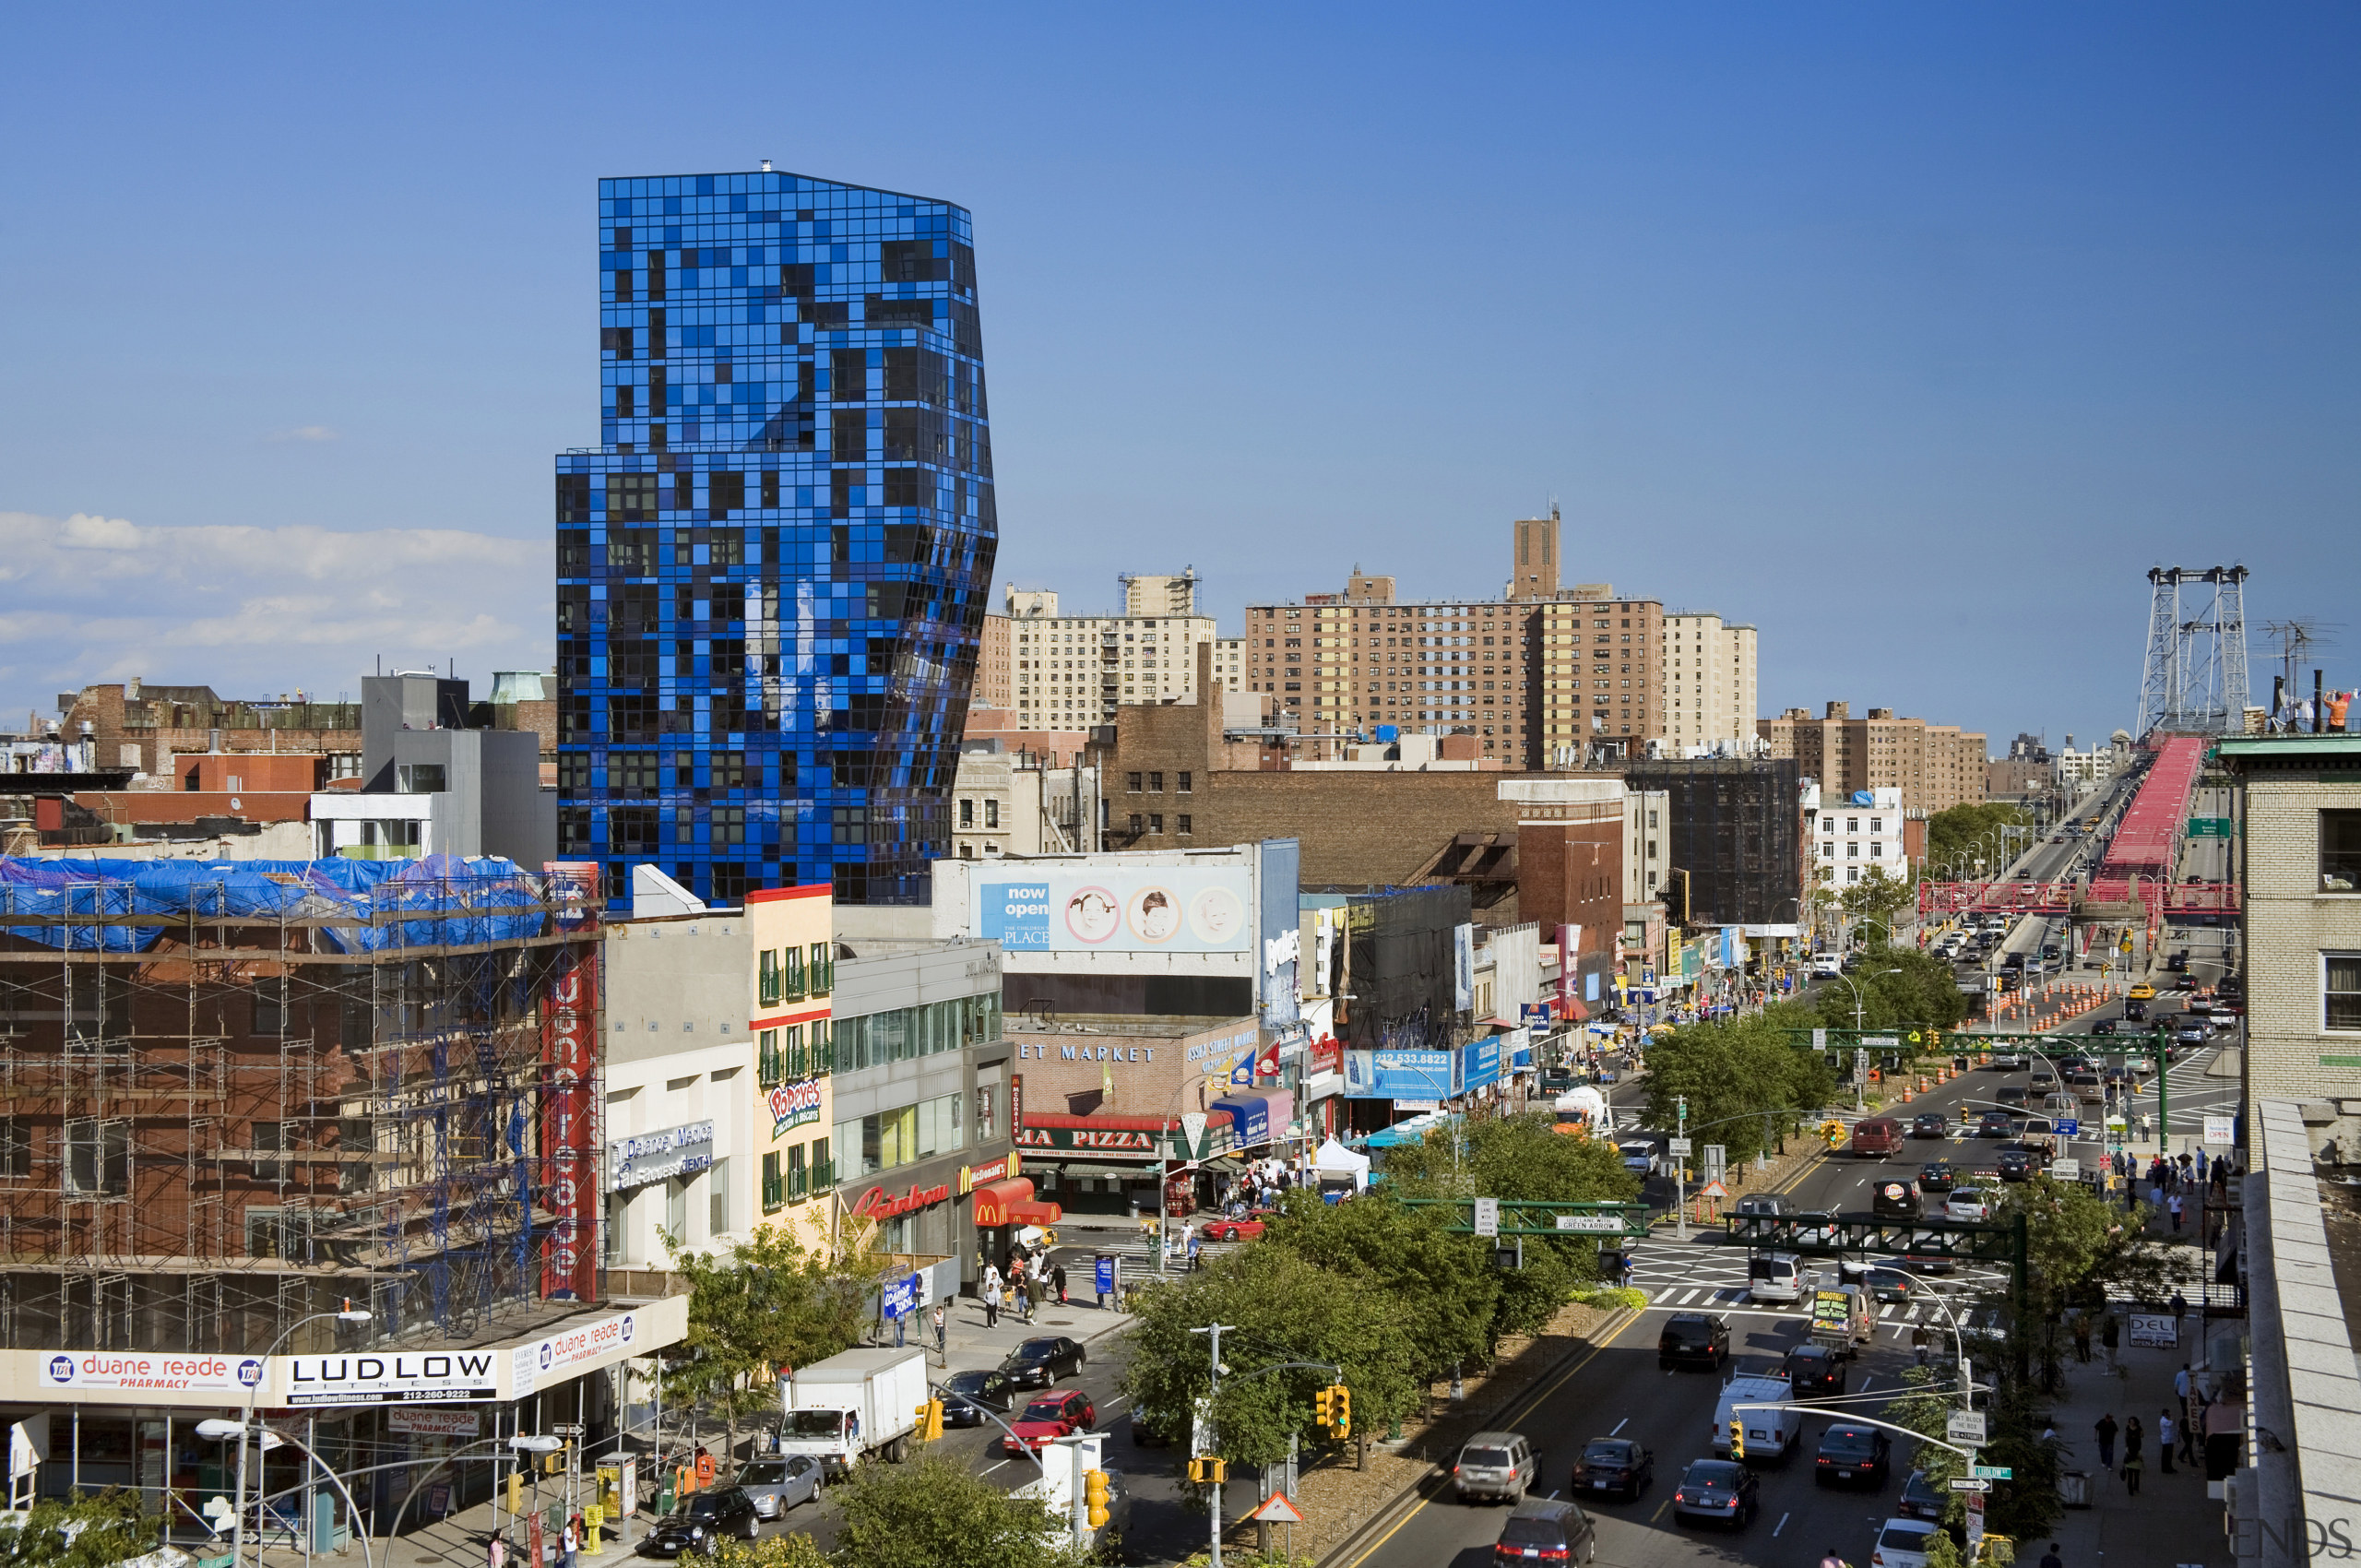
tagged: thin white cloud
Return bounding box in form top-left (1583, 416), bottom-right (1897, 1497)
top-left (266, 425), bottom-right (340, 443)
top-left (0, 509), bottom-right (551, 719)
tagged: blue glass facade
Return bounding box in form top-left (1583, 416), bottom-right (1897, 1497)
top-left (556, 169), bottom-right (996, 907)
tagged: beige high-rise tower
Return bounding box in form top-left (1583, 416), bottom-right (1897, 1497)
top-left (1508, 508), bottom-right (1561, 601)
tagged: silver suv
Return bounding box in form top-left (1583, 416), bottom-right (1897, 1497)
top-left (1454, 1430), bottom-right (1538, 1503)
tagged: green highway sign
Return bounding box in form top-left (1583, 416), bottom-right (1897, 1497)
top-left (2187, 817), bottom-right (2234, 837)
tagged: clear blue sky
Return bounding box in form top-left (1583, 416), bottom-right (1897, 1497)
top-left (4, 4), bottom-right (2355, 747)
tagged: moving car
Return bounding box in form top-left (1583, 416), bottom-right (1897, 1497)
top-left (1897, 1468), bottom-right (1947, 1522)
top-left (1455, 1431), bottom-right (1539, 1503)
top-left (1731, 1193), bottom-right (1795, 1217)
top-left (1783, 1343), bottom-right (1846, 1396)
top-left (2176, 1018), bottom-right (2211, 1047)
top-left (1899, 1234), bottom-right (1960, 1275)
top-left (1657, 1313), bottom-right (1730, 1372)
top-left (1870, 1516), bottom-right (1942, 1568)
top-left (999, 1335), bottom-right (1087, 1390)
top-left (2128, 981), bottom-right (2157, 1000)
top-left (2089, 1018), bottom-right (2118, 1036)
top-left (1003, 1390), bottom-right (1097, 1455)
top-left (1619, 1141), bottom-right (1661, 1177)
top-left (1871, 1180), bottom-right (1923, 1220)
top-left (1570, 1437), bottom-right (1654, 1502)
top-left (733, 1457), bottom-right (824, 1521)
top-left (1200, 1209), bottom-right (1276, 1242)
top-left (1864, 1266), bottom-right (1914, 1304)
top-left (1997, 1146), bottom-right (2047, 1182)
top-left (1793, 1209), bottom-right (1843, 1246)
top-left (1850, 1118), bottom-right (1904, 1158)
top-left (1747, 1251), bottom-right (1804, 1304)
top-left (1671, 1459), bottom-right (1760, 1528)
top-left (939, 1369), bottom-right (1013, 1429)
top-left (1994, 1085), bottom-right (2030, 1108)
top-left (1991, 1049), bottom-right (2028, 1069)
top-left (1976, 1111), bottom-right (2016, 1139)
top-left (636, 1490), bottom-right (761, 1558)
top-left (1910, 1111), bottom-right (1949, 1139)
top-left (1946, 1187), bottom-right (1992, 1221)
top-left (2124, 998), bottom-right (2149, 1022)
top-left (1813, 1422), bottom-right (1893, 1489)
top-left (1916, 1160), bottom-right (1956, 1194)
top-left (1493, 1498), bottom-right (1597, 1563)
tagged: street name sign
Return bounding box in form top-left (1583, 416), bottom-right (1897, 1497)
top-left (1972, 1466), bottom-right (2012, 1480)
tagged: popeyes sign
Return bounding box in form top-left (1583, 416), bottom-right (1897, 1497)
top-left (767, 1078), bottom-right (823, 1137)
top-left (849, 1182), bottom-right (951, 1221)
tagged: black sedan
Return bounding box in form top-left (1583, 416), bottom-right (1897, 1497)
top-left (1814, 1423), bottom-right (1893, 1490)
top-left (941, 1369), bottom-right (1014, 1428)
top-left (1916, 1161), bottom-right (1957, 1194)
top-left (635, 1489), bottom-right (760, 1557)
top-left (1656, 1313), bottom-right (1730, 1372)
top-left (1783, 1343), bottom-right (1846, 1396)
top-left (1000, 1335), bottom-right (1087, 1389)
top-left (1976, 1111), bottom-right (2016, 1139)
top-left (1910, 1111), bottom-right (1949, 1139)
top-left (1996, 1146), bottom-right (2045, 1182)
top-left (1671, 1459), bottom-right (1760, 1528)
top-left (1571, 1436), bottom-right (1655, 1501)
top-left (2089, 1018), bottom-right (2118, 1037)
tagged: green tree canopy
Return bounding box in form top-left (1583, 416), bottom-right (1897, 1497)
top-left (1639, 1014), bottom-right (1840, 1162)
top-left (1995, 1174), bottom-right (2176, 1390)
top-left (827, 1455), bottom-right (1076, 1568)
top-left (1120, 1230), bottom-right (1422, 1467)
top-left (1927, 802), bottom-right (2032, 868)
top-left (0, 1491), bottom-right (156, 1568)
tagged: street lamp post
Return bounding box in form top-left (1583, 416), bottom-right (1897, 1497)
top-left (214, 1306), bottom-right (372, 1568)
top-left (1823, 970), bottom-right (1901, 1112)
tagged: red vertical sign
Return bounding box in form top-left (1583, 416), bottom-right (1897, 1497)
top-left (542, 863), bottom-right (601, 1301)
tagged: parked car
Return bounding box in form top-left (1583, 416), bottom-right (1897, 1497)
top-left (1813, 1422), bottom-right (1893, 1489)
top-left (999, 1336), bottom-right (1087, 1389)
top-left (637, 1490), bottom-right (761, 1558)
top-left (1671, 1459), bottom-right (1760, 1529)
top-left (1657, 1313), bottom-right (1730, 1372)
top-left (1911, 1111), bottom-right (1949, 1139)
top-left (1916, 1160), bottom-right (1956, 1194)
top-left (733, 1457), bottom-right (824, 1521)
top-left (1003, 1390), bottom-right (1097, 1455)
top-left (1571, 1437), bottom-right (1655, 1502)
top-left (940, 1369), bottom-right (1014, 1429)
top-left (1454, 1431), bottom-right (1539, 1503)
top-left (1897, 1468), bottom-right (1948, 1522)
top-left (1783, 1343), bottom-right (1847, 1396)
top-left (1200, 1209), bottom-right (1276, 1242)
top-left (1946, 1187), bottom-right (1992, 1222)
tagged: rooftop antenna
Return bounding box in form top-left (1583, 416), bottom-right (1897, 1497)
top-left (2264, 619), bottom-right (2338, 711)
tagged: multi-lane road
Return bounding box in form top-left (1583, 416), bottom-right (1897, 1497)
top-left (1338, 1033), bottom-right (2236, 1568)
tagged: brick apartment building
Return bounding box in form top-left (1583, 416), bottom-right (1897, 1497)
top-left (1758, 700), bottom-right (1987, 814)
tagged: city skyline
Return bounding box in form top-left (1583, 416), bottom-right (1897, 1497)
top-left (3, 5), bottom-right (2356, 746)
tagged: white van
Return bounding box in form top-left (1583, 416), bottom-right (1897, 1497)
top-left (1714, 1372), bottom-right (1804, 1461)
top-left (1747, 1252), bottom-right (1803, 1304)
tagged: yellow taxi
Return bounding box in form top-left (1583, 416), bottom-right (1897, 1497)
top-left (2128, 981), bottom-right (2156, 1000)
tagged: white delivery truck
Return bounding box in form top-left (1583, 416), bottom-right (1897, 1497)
top-left (778, 1347), bottom-right (931, 1475)
top-left (1714, 1371), bottom-right (1803, 1461)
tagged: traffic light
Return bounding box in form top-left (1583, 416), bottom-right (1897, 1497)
top-left (1084, 1469), bottom-right (1110, 1530)
top-left (915, 1399), bottom-right (943, 1442)
top-left (1728, 1419), bottom-right (1745, 1461)
top-left (1187, 1458), bottom-right (1228, 1484)
top-left (507, 1471), bottom-right (524, 1513)
top-left (1333, 1386), bottom-right (1351, 1440)
top-left (1313, 1386), bottom-right (1335, 1434)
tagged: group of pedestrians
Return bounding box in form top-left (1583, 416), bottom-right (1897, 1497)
top-left (975, 1252), bottom-right (1066, 1328)
top-left (484, 1508), bottom-right (590, 1568)
top-left (2093, 1360), bottom-right (2234, 1499)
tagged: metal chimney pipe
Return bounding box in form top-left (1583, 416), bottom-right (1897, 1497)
top-left (2318, 670), bottom-right (2327, 735)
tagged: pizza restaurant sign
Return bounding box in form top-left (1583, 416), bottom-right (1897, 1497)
top-left (1016, 1125), bottom-right (1161, 1154)
top-left (850, 1182), bottom-right (952, 1221)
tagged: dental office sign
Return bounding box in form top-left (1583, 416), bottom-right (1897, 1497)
top-left (608, 1120), bottom-right (715, 1192)
top-left (974, 870), bottom-right (1253, 955)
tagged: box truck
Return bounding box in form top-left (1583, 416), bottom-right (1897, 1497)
top-left (778, 1347), bottom-right (931, 1475)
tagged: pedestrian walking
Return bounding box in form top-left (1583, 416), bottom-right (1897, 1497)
top-left (1051, 1261), bottom-right (1068, 1304)
top-left (893, 1306), bottom-right (907, 1348)
top-left (2124, 1415), bottom-right (2144, 1468)
top-left (982, 1283), bottom-right (1000, 1328)
top-left (2101, 1313), bottom-right (2121, 1369)
top-left (2157, 1409), bottom-right (2177, 1473)
top-left (2175, 1363), bottom-right (2192, 1401)
top-left (2122, 1449), bottom-right (2144, 1495)
top-left (982, 1260), bottom-right (1003, 1304)
top-left (2169, 1193), bottom-right (2185, 1232)
top-left (2094, 1412), bottom-right (2118, 1469)
top-left (489, 1535), bottom-right (507, 1568)
top-left (2039, 1544), bottom-right (2064, 1568)
top-left (932, 1302), bottom-right (947, 1356)
top-left (2072, 1315), bottom-right (2093, 1363)
top-left (561, 1514), bottom-right (579, 1568)
top-left (1911, 1323), bottom-right (1932, 1366)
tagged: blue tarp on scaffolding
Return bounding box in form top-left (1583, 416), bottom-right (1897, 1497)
top-left (0, 855), bottom-right (546, 953)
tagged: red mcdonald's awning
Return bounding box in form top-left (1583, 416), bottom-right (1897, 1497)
top-left (1007, 1200), bottom-right (1062, 1226)
top-left (971, 1177), bottom-right (1035, 1228)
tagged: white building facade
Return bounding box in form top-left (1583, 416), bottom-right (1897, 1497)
top-left (1002, 586), bottom-right (1223, 728)
top-left (1815, 785), bottom-right (1908, 886)
top-left (1659, 611), bottom-right (1760, 754)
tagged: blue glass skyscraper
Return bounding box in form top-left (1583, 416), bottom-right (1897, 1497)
top-left (557, 168), bottom-right (996, 907)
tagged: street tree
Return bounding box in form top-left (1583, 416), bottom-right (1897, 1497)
top-left (1838, 864), bottom-right (1916, 944)
top-left (0, 1491), bottom-right (156, 1568)
top-left (1993, 1173), bottom-right (2176, 1392)
top-left (665, 1221), bottom-right (889, 1458)
top-left (828, 1454), bottom-right (1077, 1568)
top-left (1927, 802), bottom-right (2032, 867)
top-left (1884, 1364), bottom-right (2063, 1542)
top-left (1264, 1187), bottom-right (1502, 1373)
top-left (1639, 1015), bottom-right (1839, 1162)
top-left (1121, 1228), bottom-right (1421, 1467)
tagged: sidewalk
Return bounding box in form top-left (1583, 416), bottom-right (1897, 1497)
top-left (2038, 1292), bottom-right (2234, 1566)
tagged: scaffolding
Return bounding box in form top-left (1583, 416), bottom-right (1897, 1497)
top-left (0, 855), bottom-right (601, 1357)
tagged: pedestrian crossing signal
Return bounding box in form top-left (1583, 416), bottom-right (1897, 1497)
top-left (1188, 1457), bottom-right (1228, 1484)
top-left (1085, 1469), bottom-right (1110, 1529)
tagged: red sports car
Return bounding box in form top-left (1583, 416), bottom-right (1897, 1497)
top-left (1002, 1391), bottom-right (1097, 1455)
top-left (1200, 1209), bottom-right (1278, 1242)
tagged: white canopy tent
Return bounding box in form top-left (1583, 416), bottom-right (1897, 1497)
top-left (1312, 1136), bottom-right (1371, 1192)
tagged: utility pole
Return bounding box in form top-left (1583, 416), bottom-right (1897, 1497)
top-left (1674, 1096), bottom-right (1689, 1241)
top-left (1191, 1323), bottom-right (1233, 1568)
